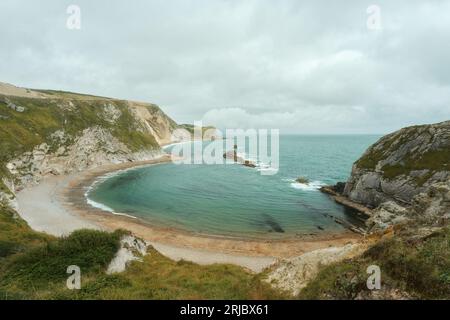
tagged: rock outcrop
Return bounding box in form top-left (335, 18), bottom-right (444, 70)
top-left (265, 243), bottom-right (366, 296)
top-left (107, 235), bottom-right (148, 274)
top-left (342, 120), bottom-right (450, 232)
top-left (6, 127), bottom-right (163, 187)
top-left (344, 121), bottom-right (450, 207)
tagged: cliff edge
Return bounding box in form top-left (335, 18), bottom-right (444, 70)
top-left (343, 120), bottom-right (450, 232)
top-left (0, 82), bottom-right (185, 209)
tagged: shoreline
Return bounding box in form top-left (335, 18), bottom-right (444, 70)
top-left (16, 154), bottom-right (362, 272)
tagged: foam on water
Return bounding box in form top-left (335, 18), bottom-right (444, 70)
top-left (289, 180), bottom-right (324, 191)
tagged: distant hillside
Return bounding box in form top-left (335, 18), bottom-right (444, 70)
top-left (0, 82), bottom-right (179, 207)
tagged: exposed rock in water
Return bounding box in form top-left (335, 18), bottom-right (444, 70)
top-left (320, 185), bottom-right (372, 219)
top-left (107, 235), bottom-right (148, 274)
top-left (244, 160), bottom-right (256, 168)
top-left (295, 177), bottom-right (309, 185)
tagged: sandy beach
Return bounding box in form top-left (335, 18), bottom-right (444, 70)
top-left (16, 155), bottom-right (361, 273)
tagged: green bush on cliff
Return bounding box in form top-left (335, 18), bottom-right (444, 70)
top-left (0, 229), bottom-right (123, 293)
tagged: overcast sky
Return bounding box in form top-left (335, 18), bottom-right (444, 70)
top-left (1, 0), bottom-right (449, 133)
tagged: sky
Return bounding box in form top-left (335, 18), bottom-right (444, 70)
top-left (1, 0), bottom-right (449, 134)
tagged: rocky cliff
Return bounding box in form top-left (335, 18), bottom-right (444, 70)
top-left (0, 82), bottom-right (183, 208)
top-left (343, 120), bottom-right (450, 231)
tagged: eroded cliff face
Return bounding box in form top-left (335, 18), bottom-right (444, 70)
top-left (128, 101), bottom-right (178, 146)
top-left (6, 127), bottom-right (163, 187)
top-left (0, 83), bottom-right (178, 202)
top-left (343, 120), bottom-right (450, 232)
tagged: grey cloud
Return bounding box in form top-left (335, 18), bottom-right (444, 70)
top-left (0, 0), bottom-right (449, 133)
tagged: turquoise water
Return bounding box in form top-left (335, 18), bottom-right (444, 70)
top-left (87, 135), bottom-right (380, 239)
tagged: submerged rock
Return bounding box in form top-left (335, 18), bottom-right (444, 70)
top-left (295, 177), bottom-right (310, 185)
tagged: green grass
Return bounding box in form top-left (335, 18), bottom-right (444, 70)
top-left (32, 89), bottom-right (113, 100)
top-left (0, 205), bottom-right (283, 300)
top-left (0, 204), bottom-right (52, 259)
top-left (298, 226), bottom-right (450, 299)
top-left (381, 148), bottom-right (450, 182)
top-left (0, 229), bottom-right (123, 294)
top-left (50, 248), bottom-right (283, 300)
top-left (354, 125), bottom-right (449, 185)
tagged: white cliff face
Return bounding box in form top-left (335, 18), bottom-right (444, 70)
top-left (128, 101), bottom-right (178, 146)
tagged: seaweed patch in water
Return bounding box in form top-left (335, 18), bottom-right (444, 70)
top-left (108, 170), bottom-right (141, 189)
top-left (262, 214), bottom-right (285, 233)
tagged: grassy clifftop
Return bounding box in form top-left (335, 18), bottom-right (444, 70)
top-left (355, 121), bottom-right (450, 183)
top-left (0, 94), bottom-right (160, 160)
top-left (0, 87), bottom-right (179, 196)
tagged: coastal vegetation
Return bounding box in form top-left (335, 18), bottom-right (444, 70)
top-left (1, 83), bottom-right (449, 300)
top-left (354, 123), bottom-right (449, 184)
top-left (0, 94), bottom-right (160, 159)
top-left (0, 205), bottom-right (282, 300)
top-left (298, 225), bottom-right (450, 299)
